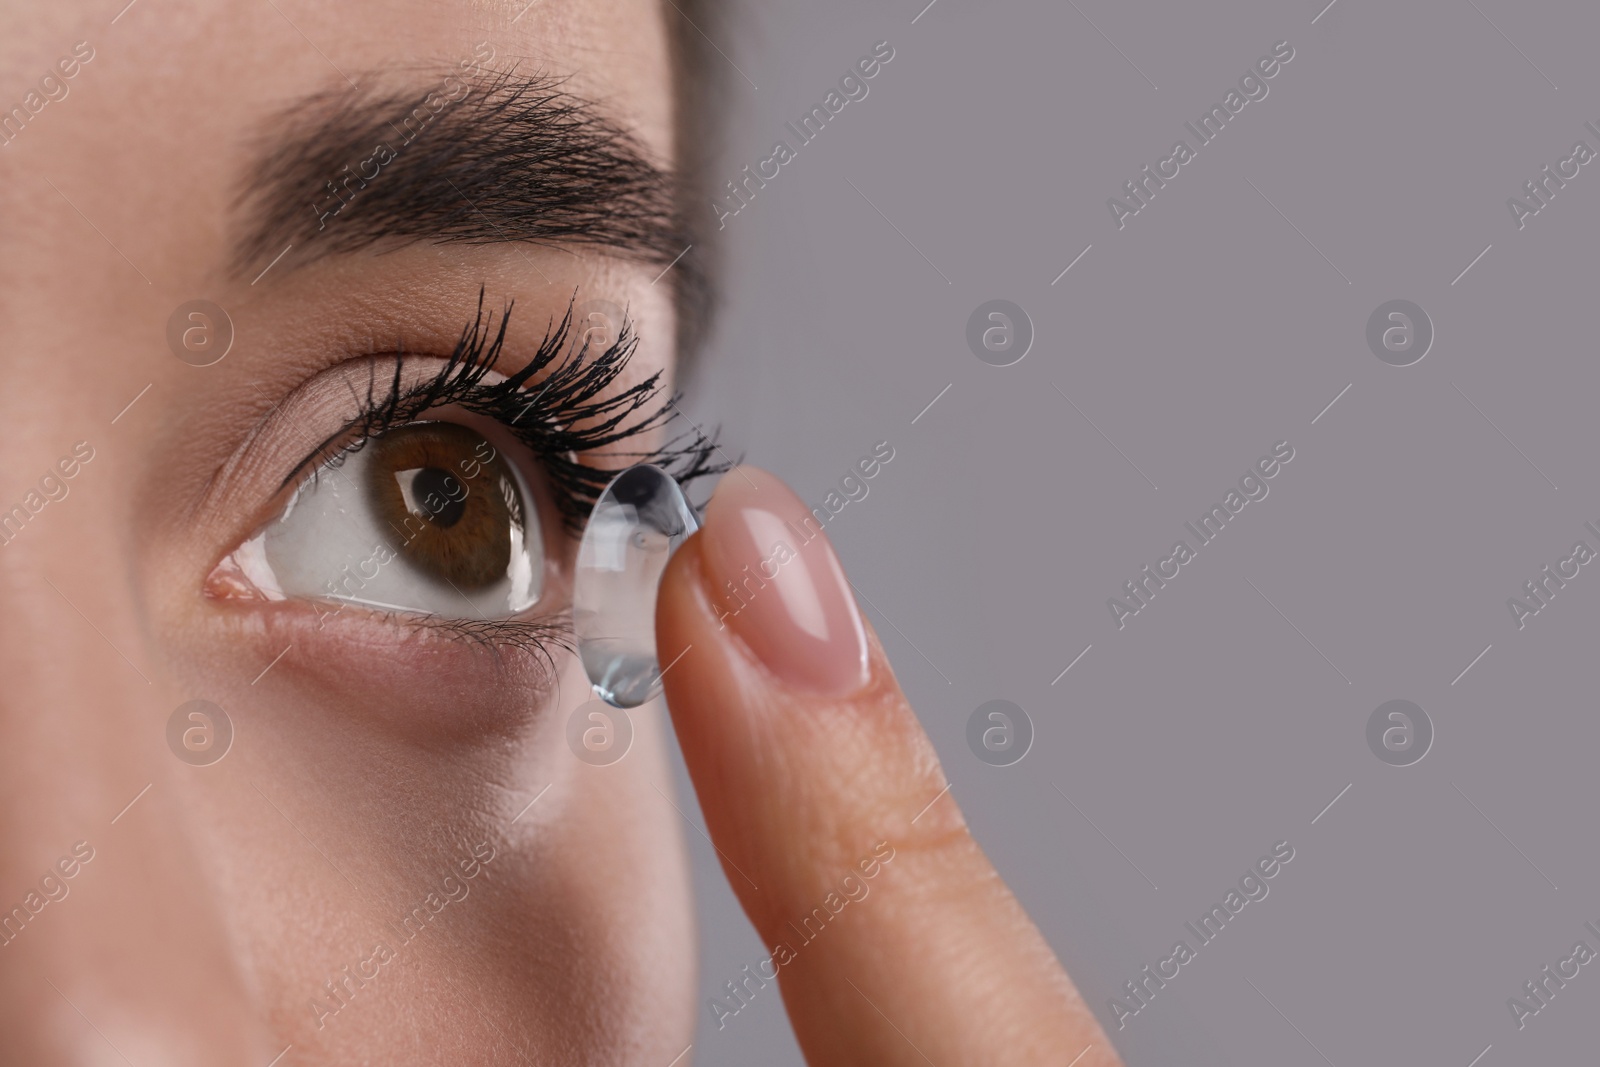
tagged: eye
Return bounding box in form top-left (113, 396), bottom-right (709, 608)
top-left (217, 420), bottom-right (545, 618)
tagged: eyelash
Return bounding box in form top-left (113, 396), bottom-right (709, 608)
top-left (287, 288), bottom-right (726, 535)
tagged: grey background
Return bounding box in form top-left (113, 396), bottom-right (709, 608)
top-left (667, 0), bottom-right (1600, 1064)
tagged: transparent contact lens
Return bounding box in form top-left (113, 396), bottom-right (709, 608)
top-left (574, 464), bottom-right (698, 708)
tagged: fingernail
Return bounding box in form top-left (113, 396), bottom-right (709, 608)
top-left (700, 466), bottom-right (870, 696)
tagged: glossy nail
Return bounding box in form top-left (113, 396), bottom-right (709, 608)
top-left (700, 466), bottom-right (870, 696)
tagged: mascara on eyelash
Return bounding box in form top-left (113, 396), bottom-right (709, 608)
top-left (289, 288), bottom-right (725, 533)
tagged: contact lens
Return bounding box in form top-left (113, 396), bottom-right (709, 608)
top-left (574, 464), bottom-right (698, 708)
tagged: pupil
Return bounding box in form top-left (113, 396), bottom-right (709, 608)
top-left (413, 467), bottom-right (466, 528)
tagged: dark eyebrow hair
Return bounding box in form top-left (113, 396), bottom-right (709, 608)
top-left (233, 68), bottom-right (696, 295)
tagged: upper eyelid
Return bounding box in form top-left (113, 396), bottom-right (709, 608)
top-left (279, 299), bottom-right (523, 491)
top-left (262, 296), bottom-right (591, 498)
top-left (275, 319), bottom-right (602, 519)
top-left (283, 358), bottom-right (514, 491)
top-left (196, 354), bottom-right (492, 560)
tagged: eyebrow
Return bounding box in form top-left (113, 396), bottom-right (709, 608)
top-left (234, 69), bottom-right (694, 289)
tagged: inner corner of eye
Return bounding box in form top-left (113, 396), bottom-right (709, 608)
top-left (206, 421), bottom-right (545, 622)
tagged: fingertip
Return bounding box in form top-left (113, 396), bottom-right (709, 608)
top-left (695, 465), bottom-right (869, 697)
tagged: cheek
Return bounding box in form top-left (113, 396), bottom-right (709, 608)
top-left (533, 706), bottom-right (698, 1032)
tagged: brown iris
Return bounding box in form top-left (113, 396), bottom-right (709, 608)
top-left (364, 422), bottom-right (524, 590)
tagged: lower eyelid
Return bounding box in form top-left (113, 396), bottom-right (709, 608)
top-left (191, 597), bottom-right (573, 744)
top-left (204, 564), bottom-right (577, 670)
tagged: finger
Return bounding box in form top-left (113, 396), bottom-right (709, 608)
top-left (657, 466), bottom-right (1121, 1067)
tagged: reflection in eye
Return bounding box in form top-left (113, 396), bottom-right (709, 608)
top-left (225, 422), bottom-right (543, 618)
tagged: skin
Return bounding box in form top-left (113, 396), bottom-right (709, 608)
top-left (0, 1), bottom-right (1121, 1063)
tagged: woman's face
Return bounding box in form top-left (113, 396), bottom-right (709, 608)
top-left (0, 1), bottom-right (698, 1062)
